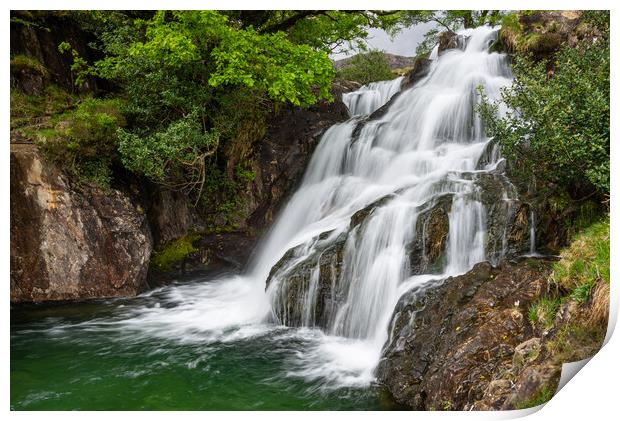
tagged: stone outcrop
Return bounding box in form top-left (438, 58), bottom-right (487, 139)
top-left (376, 259), bottom-right (552, 410)
top-left (10, 144), bottom-right (153, 302)
top-left (266, 230), bottom-right (348, 327)
top-left (499, 11), bottom-right (594, 60)
top-left (438, 31), bottom-right (459, 54)
top-left (400, 58), bottom-right (432, 90)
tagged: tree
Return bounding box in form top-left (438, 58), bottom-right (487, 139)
top-left (79, 10), bottom-right (404, 202)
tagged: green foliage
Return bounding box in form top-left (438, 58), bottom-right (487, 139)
top-left (152, 234), bottom-right (199, 272)
top-left (38, 97), bottom-right (126, 188)
top-left (80, 10), bottom-right (349, 204)
top-left (57, 42), bottom-right (91, 88)
top-left (118, 111), bottom-right (220, 193)
top-left (478, 11), bottom-right (610, 196)
top-left (336, 51), bottom-right (395, 85)
top-left (209, 28), bottom-right (334, 106)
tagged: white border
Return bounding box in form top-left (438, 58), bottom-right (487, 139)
top-left (3, 1), bottom-right (618, 420)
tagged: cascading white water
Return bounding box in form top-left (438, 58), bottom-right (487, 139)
top-left (342, 76), bottom-right (404, 116)
top-left (79, 26), bottom-right (514, 391)
top-left (258, 25), bottom-right (513, 383)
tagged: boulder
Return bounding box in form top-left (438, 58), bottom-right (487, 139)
top-left (266, 230), bottom-right (348, 327)
top-left (10, 144), bottom-right (152, 302)
top-left (500, 11), bottom-right (589, 60)
top-left (376, 258), bottom-right (551, 410)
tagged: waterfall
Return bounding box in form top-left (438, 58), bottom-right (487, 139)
top-left (95, 26), bottom-right (516, 391)
top-left (429, 44), bottom-right (439, 60)
top-left (342, 76), bottom-right (404, 116)
top-left (257, 26), bottom-right (514, 383)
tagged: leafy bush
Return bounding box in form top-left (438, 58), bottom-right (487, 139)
top-left (82, 10), bottom-right (338, 204)
top-left (336, 51), bottom-right (395, 85)
top-left (478, 11), bottom-right (610, 197)
top-left (118, 110), bottom-right (220, 195)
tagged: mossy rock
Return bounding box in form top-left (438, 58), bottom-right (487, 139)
top-left (151, 234), bottom-right (200, 272)
top-left (10, 55), bottom-right (50, 95)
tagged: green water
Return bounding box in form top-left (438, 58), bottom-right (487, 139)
top-left (10, 280), bottom-right (383, 410)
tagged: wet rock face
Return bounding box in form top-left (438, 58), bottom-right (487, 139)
top-left (408, 195), bottom-right (451, 274)
top-left (147, 189), bottom-right (203, 247)
top-left (266, 232), bottom-right (348, 327)
top-left (10, 145), bottom-right (152, 302)
top-left (376, 259), bottom-right (551, 410)
top-left (400, 58), bottom-right (432, 90)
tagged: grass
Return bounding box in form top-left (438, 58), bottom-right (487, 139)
top-left (551, 217), bottom-right (610, 295)
top-left (544, 321), bottom-right (605, 364)
top-left (528, 297), bottom-right (561, 330)
top-left (514, 385), bottom-right (554, 409)
top-left (10, 85), bottom-right (78, 133)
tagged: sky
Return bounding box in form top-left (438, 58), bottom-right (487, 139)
top-left (330, 21), bottom-right (438, 60)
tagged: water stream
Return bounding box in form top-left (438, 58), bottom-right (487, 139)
top-left (11, 26), bottom-right (516, 410)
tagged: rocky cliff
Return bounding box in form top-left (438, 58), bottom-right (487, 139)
top-left (10, 144), bottom-right (152, 302)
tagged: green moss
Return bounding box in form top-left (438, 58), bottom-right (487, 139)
top-left (10, 55), bottom-right (49, 78)
top-left (514, 385), bottom-right (554, 409)
top-left (152, 235), bottom-right (200, 272)
top-left (499, 12), bottom-right (563, 55)
top-left (10, 85), bottom-right (77, 131)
